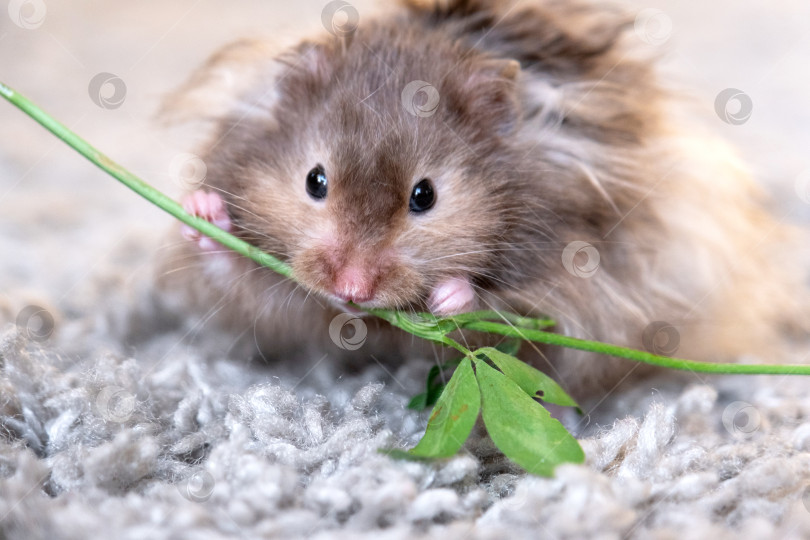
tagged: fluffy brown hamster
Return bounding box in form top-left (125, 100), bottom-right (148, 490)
top-left (157, 0), bottom-right (807, 400)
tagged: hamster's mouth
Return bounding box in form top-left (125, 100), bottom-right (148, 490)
top-left (324, 295), bottom-right (369, 315)
top-left (322, 293), bottom-right (421, 316)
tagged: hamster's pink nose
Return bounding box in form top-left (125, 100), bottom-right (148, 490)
top-left (333, 266), bottom-right (376, 304)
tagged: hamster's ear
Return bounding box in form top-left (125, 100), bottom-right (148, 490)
top-left (159, 39), bottom-right (335, 126)
top-left (451, 58), bottom-right (522, 137)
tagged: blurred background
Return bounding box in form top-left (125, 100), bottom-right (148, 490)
top-left (1, 0), bottom-right (809, 307)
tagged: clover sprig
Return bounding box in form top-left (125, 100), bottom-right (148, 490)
top-left (4, 81), bottom-right (810, 476)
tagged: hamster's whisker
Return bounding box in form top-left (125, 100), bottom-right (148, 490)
top-left (176, 264), bottom-right (271, 348)
top-left (421, 249), bottom-right (512, 263)
top-left (204, 184), bottom-right (251, 203)
top-left (254, 278), bottom-right (298, 321)
top-left (155, 239), bottom-right (204, 251)
top-left (203, 183), bottom-right (311, 239)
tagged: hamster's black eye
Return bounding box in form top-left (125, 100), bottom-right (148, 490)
top-left (409, 178), bottom-right (436, 213)
top-left (306, 165), bottom-right (328, 200)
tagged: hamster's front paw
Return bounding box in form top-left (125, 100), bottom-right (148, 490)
top-left (428, 277), bottom-right (476, 317)
top-left (180, 190), bottom-right (232, 251)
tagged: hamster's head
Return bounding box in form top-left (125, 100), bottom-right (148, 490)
top-left (173, 0), bottom-right (650, 316)
top-left (187, 26), bottom-right (538, 314)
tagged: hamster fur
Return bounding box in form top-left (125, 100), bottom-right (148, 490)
top-left (157, 0), bottom-right (808, 400)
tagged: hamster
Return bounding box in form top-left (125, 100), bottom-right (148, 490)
top-left (157, 0), bottom-right (807, 400)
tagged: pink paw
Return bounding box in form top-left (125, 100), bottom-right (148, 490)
top-left (181, 190), bottom-right (232, 251)
top-left (428, 277), bottom-right (476, 317)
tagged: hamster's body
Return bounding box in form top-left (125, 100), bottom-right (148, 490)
top-left (158, 0), bottom-right (806, 399)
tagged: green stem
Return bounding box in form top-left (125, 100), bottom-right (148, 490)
top-left (3, 81), bottom-right (809, 377)
top-left (441, 337), bottom-right (472, 357)
top-left (460, 320), bottom-right (810, 375)
top-left (0, 82), bottom-right (293, 279)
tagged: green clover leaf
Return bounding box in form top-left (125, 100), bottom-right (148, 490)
top-left (474, 359), bottom-right (585, 476)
